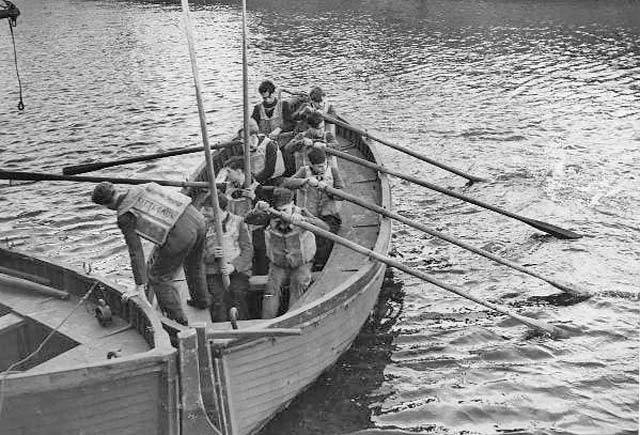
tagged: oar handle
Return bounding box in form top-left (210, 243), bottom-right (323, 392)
top-left (62, 141), bottom-right (239, 175)
top-left (323, 147), bottom-right (581, 239)
top-left (324, 114), bottom-right (488, 183)
top-left (266, 207), bottom-right (567, 338)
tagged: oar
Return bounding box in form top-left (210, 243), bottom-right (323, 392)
top-left (0, 170), bottom-right (212, 188)
top-left (181, 0), bottom-right (230, 291)
top-left (316, 182), bottom-right (588, 296)
top-left (240, 0), bottom-right (251, 190)
top-left (0, 169), bottom-right (212, 188)
top-left (62, 141), bottom-right (239, 175)
top-left (266, 207), bottom-right (568, 338)
top-left (280, 88), bottom-right (487, 183)
top-left (326, 114), bottom-right (488, 183)
top-left (322, 147), bottom-right (582, 239)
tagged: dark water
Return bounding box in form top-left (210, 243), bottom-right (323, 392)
top-left (1, 0), bottom-right (638, 433)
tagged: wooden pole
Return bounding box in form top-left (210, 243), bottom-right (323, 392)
top-left (241, 0), bottom-right (251, 189)
top-left (323, 147), bottom-right (582, 239)
top-left (280, 88), bottom-right (488, 183)
top-left (317, 183), bottom-right (589, 297)
top-left (62, 141), bottom-right (239, 175)
top-left (266, 207), bottom-right (568, 338)
top-left (180, 0), bottom-right (229, 289)
top-left (0, 169), bottom-right (211, 188)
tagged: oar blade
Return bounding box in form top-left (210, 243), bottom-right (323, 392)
top-left (525, 218), bottom-right (582, 239)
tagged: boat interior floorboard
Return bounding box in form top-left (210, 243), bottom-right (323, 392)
top-left (0, 283), bottom-right (150, 373)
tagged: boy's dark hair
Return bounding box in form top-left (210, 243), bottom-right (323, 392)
top-left (258, 80), bottom-right (276, 95)
top-left (309, 86), bottom-right (325, 102)
top-left (224, 156), bottom-right (245, 171)
top-left (307, 111), bottom-right (324, 128)
top-left (308, 147), bottom-right (327, 165)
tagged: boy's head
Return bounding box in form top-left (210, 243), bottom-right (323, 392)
top-left (309, 86), bottom-right (325, 103)
top-left (92, 182), bottom-right (118, 210)
top-left (307, 111), bottom-right (325, 129)
top-left (308, 147), bottom-right (327, 175)
top-left (272, 187), bottom-right (294, 214)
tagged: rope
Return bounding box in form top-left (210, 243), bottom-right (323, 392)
top-left (7, 18), bottom-right (24, 110)
top-left (0, 281), bottom-right (99, 418)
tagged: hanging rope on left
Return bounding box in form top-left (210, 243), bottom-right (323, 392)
top-left (1, 1), bottom-right (23, 110)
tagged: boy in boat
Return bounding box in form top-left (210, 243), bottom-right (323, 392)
top-left (251, 80), bottom-right (295, 141)
top-left (290, 86), bottom-right (336, 135)
top-left (282, 147), bottom-right (344, 269)
top-left (245, 187), bottom-right (329, 319)
top-left (202, 192), bottom-right (253, 321)
top-left (239, 118), bottom-right (289, 189)
top-left (284, 111), bottom-right (339, 172)
top-left (216, 156), bottom-right (258, 217)
top-left (91, 182), bottom-right (210, 325)
top-left (215, 155), bottom-right (269, 276)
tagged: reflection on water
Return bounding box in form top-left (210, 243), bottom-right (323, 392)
top-left (1, 0), bottom-right (638, 434)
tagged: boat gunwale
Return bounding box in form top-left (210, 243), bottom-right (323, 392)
top-left (0, 247), bottom-right (176, 379)
top-left (165, 114), bottom-right (392, 350)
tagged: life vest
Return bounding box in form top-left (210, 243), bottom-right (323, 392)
top-left (204, 212), bottom-right (244, 273)
top-left (250, 135), bottom-right (285, 178)
top-left (294, 131), bottom-right (328, 169)
top-left (265, 208), bottom-right (316, 268)
top-left (258, 99), bottom-right (283, 135)
top-left (117, 183), bottom-right (191, 246)
top-left (296, 165), bottom-right (341, 217)
top-left (228, 196), bottom-right (253, 217)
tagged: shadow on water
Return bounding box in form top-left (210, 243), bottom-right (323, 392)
top-left (258, 270), bottom-right (405, 435)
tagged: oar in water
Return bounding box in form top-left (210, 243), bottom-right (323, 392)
top-left (0, 169), bottom-right (212, 188)
top-left (322, 147), bottom-right (582, 239)
top-left (280, 88), bottom-right (487, 183)
top-left (62, 141), bottom-right (239, 175)
top-left (266, 207), bottom-right (568, 339)
top-left (315, 182), bottom-right (588, 297)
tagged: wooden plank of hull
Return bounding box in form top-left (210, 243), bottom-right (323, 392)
top-left (0, 352), bottom-right (178, 435)
top-left (0, 247), bottom-right (180, 435)
top-left (223, 264), bottom-right (387, 435)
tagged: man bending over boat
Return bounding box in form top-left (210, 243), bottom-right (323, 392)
top-left (203, 192), bottom-right (253, 321)
top-left (245, 187), bottom-right (329, 318)
top-left (284, 111), bottom-right (339, 171)
top-left (91, 182), bottom-right (210, 325)
top-left (282, 147), bottom-right (344, 269)
top-left (251, 80), bottom-right (295, 141)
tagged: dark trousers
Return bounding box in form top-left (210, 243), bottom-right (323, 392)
top-left (207, 271), bottom-right (250, 322)
top-left (314, 214), bottom-right (342, 269)
top-left (147, 205), bottom-right (209, 325)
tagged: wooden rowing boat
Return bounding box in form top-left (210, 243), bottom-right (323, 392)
top-left (0, 112), bottom-right (391, 435)
top-left (158, 115), bottom-right (393, 435)
top-left (0, 248), bottom-right (179, 435)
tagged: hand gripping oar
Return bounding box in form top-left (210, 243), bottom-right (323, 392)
top-left (316, 182), bottom-right (588, 297)
top-left (322, 147), bottom-right (582, 239)
top-left (266, 207), bottom-right (568, 339)
top-left (62, 141), bottom-right (239, 175)
top-left (0, 169), bottom-right (213, 188)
